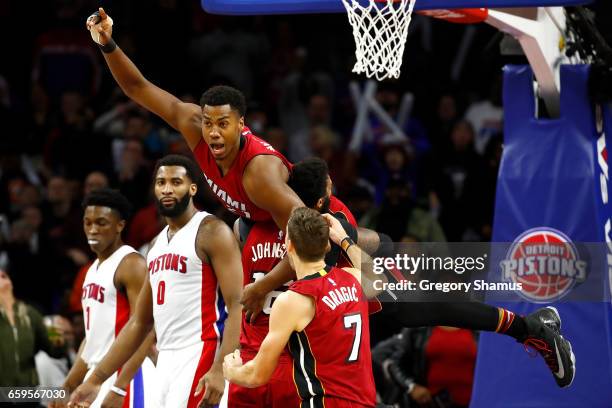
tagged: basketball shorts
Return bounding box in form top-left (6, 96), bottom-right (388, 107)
top-left (84, 357), bottom-right (155, 408)
top-left (223, 356), bottom-right (299, 407)
top-left (301, 396), bottom-right (373, 408)
top-left (155, 340), bottom-right (218, 408)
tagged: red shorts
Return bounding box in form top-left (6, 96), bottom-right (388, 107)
top-left (303, 396), bottom-right (374, 408)
top-left (227, 357), bottom-right (299, 407)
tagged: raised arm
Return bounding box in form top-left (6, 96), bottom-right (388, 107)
top-left (223, 291), bottom-right (314, 388)
top-left (194, 216), bottom-right (244, 406)
top-left (86, 8), bottom-right (202, 149)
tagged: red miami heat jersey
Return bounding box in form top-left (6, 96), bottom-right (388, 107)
top-left (81, 245), bottom-right (136, 367)
top-left (193, 127), bottom-right (292, 221)
top-left (329, 195), bottom-right (357, 227)
top-left (240, 221), bottom-right (292, 362)
top-left (329, 196), bottom-right (357, 269)
top-left (147, 211), bottom-right (226, 350)
top-left (287, 266), bottom-right (376, 408)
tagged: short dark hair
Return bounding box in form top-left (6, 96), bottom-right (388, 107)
top-left (288, 158), bottom-right (329, 208)
top-left (287, 207), bottom-right (329, 262)
top-left (82, 188), bottom-right (132, 220)
top-left (154, 154), bottom-right (204, 187)
top-left (200, 85), bottom-right (247, 117)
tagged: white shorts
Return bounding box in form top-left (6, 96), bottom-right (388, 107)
top-left (85, 357), bottom-right (157, 408)
top-left (155, 340), bottom-right (219, 408)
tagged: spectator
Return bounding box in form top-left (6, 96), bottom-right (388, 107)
top-left (429, 93), bottom-right (461, 152)
top-left (31, 2), bottom-right (101, 102)
top-left (427, 120), bottom-right (487, 241)
top-left (0, 268), bottom-right (65, 388)
top-left (263, 127), bottom-right (288, 157)
top-left (44, 91), bottom-right (95, 179)
top-left (83, 171), bottom-right (110, 196)
top-left (289, 94), bottom-right (335, 162)
top-left (373, 326), bottom-right (478, 408)
top-left (40, 176), bottom-right (87, 305)
top-left (360, 178), bottom-right (446, 242)
top-left (116, 139), bottom-right (151, 211)
top-left (35, 315), bottom-right (77, 389)
top-left (464, 79), bottom-right (503, 155)
top-left (372, 143), bottom-right (422, 205)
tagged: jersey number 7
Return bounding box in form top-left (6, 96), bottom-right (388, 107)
top-left (343, 313), bottom-right (362, 363)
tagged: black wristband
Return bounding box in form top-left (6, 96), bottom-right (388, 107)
top-left (340, 236), bottom-right (355, 252)
top-left (99, 38), bottom-right (117, 54)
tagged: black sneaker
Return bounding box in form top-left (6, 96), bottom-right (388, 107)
top-left (523, 311), bottom-right (576, 388)
top-left (527, 306), bottom-right (562, 333)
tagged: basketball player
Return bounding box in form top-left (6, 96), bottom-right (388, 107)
top-left (224, 207), bottom-right (376, 407)
top-left (68, 155), bottom-right (243, 407)
top-left (289, 157), bottom-right (577, 388)
top-left (86, 7), bottom-right (305, 321)
top-left (86, 9), bottom-right (574, 388)
top-left (52, 189), bottom-right (153, 408)
top-left (225, 161), bottom-right (375, 407)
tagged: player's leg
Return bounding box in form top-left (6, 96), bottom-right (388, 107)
top-left (163, 340), bottom-right (217, 407)
top-left (385, 301), bottom-right (574, 386)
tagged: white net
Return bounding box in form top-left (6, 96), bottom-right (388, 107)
top-left (342, 0), bottom-right (416, 81)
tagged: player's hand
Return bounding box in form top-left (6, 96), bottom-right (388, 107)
top-left (194, 365), bottom-right (225, 407)
top-left (240, 282), bottom-right (265, 324)
top-left (67, 380), bottom-right (101, 408)
top-left (100, 390), bottom-right (125, 408)
top-left (222, 349), bottom-right (243, 382)
top-left (49, 398), bottom-right (68, 408)
top-left (409, 384), bottom-right (433, 406)
top-left (86, 7), bottom-right (113, 45)
top-left (321, 213), bottom-right (348, 245)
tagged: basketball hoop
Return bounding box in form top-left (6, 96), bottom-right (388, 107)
top-left (341, 0), bottom-right (416, 81)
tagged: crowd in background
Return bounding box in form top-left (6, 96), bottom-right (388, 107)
top-left (1, 0), bottom-right (609, 406)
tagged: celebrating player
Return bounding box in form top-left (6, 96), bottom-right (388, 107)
top-left (68, 155), bottom-right (243, 407)
top-left (86, 7), bottom-right (304, 322)
top-left (53, 189), bottom-right (153, 408)
top-left (224, 208), bottom-right (377, 407)
top-left (289, 157), bottom-right (576, 388)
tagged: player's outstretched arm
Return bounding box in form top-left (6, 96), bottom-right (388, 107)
top-left (85, 8), bottom-right (202, 149)
top-left (69, 265), bottom-right (154, 407)
top-left (323, 214), bottom-right (386, 298)
top-left (223, 292), bottom-right (314, 388)
top-left (99, 254), bottom-right (155, 408)
top-left (241, 155), bottom-right (304, 321)
top-left (194, 216), bottom-right (243, 406)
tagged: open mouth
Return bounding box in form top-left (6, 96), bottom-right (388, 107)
top-left (210, 143), bottom-right (225, 156)
top-left (88, 239), bottom-right (100, 245)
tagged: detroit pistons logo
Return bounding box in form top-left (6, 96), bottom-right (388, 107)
top-left (500, 228), bottom-right (587, 302)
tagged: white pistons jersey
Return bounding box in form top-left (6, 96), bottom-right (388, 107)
top-left (147, 211), bottom-right (226, 351)
top-left (81, 245), bottom-right (137, 367)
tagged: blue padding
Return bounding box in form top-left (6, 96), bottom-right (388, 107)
top-left (469, 64), bottom-right (612, 407)
top-left (132, 367), bottom-right (144, 408)
top-left (202, 0), bottom-right (591, 15)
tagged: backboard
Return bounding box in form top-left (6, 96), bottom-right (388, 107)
top-left (202, 0), bottom-right (592, 15)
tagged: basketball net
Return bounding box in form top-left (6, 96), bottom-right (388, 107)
top-left (341, 0), bottom-right (416, 81)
